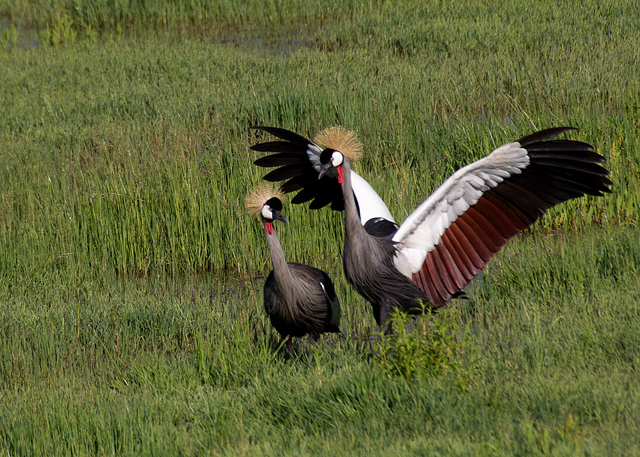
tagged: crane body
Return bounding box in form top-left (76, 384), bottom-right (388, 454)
top-left (251, 126), bottom-right (612, 329)
top-left (245, 185), bottom-right (341, 354)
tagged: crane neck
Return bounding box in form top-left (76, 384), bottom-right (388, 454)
top-left (264, 222), bottom-right (297, 318)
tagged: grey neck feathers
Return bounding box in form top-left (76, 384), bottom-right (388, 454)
top-left (264, 225), bottom-right (297, 318)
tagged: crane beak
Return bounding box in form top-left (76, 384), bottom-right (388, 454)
top-left (274, 211), bottom-right (289, 224)
top-left (318, 162), bottom-right (333, 180)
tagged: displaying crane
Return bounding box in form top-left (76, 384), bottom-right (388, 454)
top-left (251, 126), bottom-right (611, 330)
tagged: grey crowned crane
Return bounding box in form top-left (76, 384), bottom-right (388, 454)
top-left (251, 126), bottom-right (612, 330)
top-left (245, 184), bottom-right (341, 355)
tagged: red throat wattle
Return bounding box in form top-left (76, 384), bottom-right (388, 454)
top-left (337, 165), bottom-right (344, 184)
top-left (265, 221), bottom-right (273, 235)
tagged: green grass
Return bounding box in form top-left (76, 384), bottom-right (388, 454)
top-left (1, 0), bottom-right (640, 454)
top-left (1, 227), bottom-right (639, 455)
top-left (0, 27), bottom-right (638, 285)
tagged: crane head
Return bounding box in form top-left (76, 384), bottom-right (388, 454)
top-left (261, 197), bottom-right (288, 235)
top-left (261, 197), bottom-right (289, 223)
top-left (314, 125), bottom-right (361, 184)
top-left (245, 184), bottom-right (288, 234)
top-left (318, 149), bottom-right (344, 183)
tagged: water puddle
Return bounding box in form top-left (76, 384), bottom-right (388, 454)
top-left (2, 20), bottom-right (309, 56)
top-left (1, 21), bottom-right (40, 50)
top-left (219, 35), bottom-right (308, 56)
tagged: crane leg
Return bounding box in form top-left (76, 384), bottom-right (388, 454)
top-left (368, 333), bottom-right (380, 354)
top-left (285, 338), bottom-right (294, 359)
top-left (379, 306), bottom-right (393, 335)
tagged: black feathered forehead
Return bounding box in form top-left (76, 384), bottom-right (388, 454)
top-left (319, 148), bottom-right (337, 165)
top-left (265, 197), bottom-right (283, 211)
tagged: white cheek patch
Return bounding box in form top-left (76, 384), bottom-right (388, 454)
top-left (332, 152), bottom-right (344, 167)
top-left (261, 205), bottom-right (272, 220)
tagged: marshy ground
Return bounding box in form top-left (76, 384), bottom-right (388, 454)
top-left (1, 1), bottom-right (639, 454)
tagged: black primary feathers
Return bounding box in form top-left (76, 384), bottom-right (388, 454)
top-left (250, 125), bottom-right (612, 328)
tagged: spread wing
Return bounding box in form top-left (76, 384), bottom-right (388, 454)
top-left (251, 126), bottom-right (395, 225)
top-left (391, 127), bottom-right (612, 306)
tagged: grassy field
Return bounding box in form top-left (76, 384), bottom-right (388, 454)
top-left (1, 228), bottom-right (639, 455)
top-left (1, 0), bottom-right (640, 455)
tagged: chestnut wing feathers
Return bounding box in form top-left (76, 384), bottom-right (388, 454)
top-left (253, 125), bottom-right (611, 308)
top-left (392, 128), bottom-right (611, 305)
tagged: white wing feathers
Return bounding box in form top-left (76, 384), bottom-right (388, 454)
top-left (305, 143), bottom-right (395, 225)
top-left (392, 141), bottom-right (530, 277)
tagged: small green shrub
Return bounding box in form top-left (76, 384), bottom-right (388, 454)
top-left (41, 12), bottom-right (77, 48)
top-left (373, 305), bottom-right (476, 390)
top-left (1, 24), bottom-right (19, 52)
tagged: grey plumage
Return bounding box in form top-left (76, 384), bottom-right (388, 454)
top-left (338, 157), bottom-right (434, 328)
top-left (251, 126), bottom-right (612, 332)
top-left (263, 263), bottom-right (340, 339)
top-left (246, 187), bottom-right (340, 355)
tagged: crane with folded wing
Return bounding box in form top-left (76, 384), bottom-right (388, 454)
top-left (245, 184), bottom-right (341, 354)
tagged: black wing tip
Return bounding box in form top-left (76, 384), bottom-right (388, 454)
top-left (249, 125), bottom-right (269, 135)
top-left (254, 156), bottom-right (281, 167)
top-left (250, 143), bottom-right (284, 153)
top-left (518, 126), bottom-right (578, 146)
top-left (521, 127), bottom-right (611, 171)
top-left (249, 144), bottom-right (265, 152)
top-left (250, 125), bottom-right (284, 136)
top-left (250, 125), bottom-right (268, 130)
top-left (249, 125), bottom-right (314, 147)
